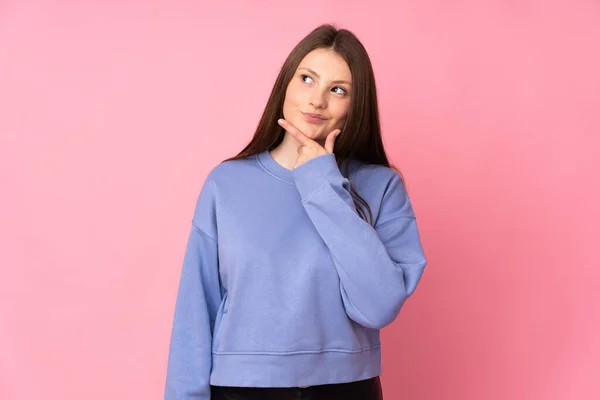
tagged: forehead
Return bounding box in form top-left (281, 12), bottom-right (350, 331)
top-left (297, 49), bottom-right (351, 80)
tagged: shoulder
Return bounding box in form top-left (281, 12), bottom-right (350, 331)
top-left (193, 155), bottom-right (254, 200)
top-left (347, 159), bottom-right (404, 192)
top-left (206, 154), bottom-right (257, 182)
top-left (190, 155), bottom-right (256, 233)
top-left (347, 159), bottom-right (413, 221)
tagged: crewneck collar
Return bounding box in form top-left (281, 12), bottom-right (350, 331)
top-left (256, 149), bottom-right (356, 185)
top-left (257, 149), bottom-right (294, 184)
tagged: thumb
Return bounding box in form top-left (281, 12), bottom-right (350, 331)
top-left (324, 129), bottom-right (341, 153)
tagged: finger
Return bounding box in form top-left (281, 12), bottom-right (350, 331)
top-left (278, 118), bottom-right (317, 147)
top-left (324, 129), bottom-right (341, 153)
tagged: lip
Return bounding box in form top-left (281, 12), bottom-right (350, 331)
top-left (302, 112), bottom-right (328, 124)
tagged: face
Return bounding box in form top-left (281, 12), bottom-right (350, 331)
top-left (282, 48), bottom-right (352, 143)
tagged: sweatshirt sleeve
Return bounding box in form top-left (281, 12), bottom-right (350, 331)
top-left (165, 178), bottom-right (221, 400)
top-left (292, 153), bottom-right (427, 329)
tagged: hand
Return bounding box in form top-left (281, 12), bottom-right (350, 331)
top-left (277, 118), bottom-right (341, 170)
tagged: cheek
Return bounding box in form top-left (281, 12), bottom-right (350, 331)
top-left (282, 92), bottom-right (296, 119)
top-left (332, 103), bottom-right (350, 125)
top-left (284, 82), bottom-right (304, 105)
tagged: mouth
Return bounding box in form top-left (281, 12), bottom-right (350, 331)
top-left (301, 112), bottom-right (329, 124)
top-left (302, 112), bottom-right (327, 120)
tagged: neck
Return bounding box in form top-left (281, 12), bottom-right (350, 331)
top-left (269, 131), bottom-right (326, 170)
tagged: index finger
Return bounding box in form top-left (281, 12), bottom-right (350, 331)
top-left (277, 118), bottom-right (317, 147)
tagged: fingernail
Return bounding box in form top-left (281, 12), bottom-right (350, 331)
top-left (277, 119), bottom-right (284, 125)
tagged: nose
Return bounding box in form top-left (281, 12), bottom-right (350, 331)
top-left (309, 90), bottom-right (327, 109)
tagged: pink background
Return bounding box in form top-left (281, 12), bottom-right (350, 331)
top-left (1, 1), bottom-right (598, 399)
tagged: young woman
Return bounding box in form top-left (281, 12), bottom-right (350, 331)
top-left (165, 24), bottom-right (428, 400)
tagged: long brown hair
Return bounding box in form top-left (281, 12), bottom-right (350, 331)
top-left (222, 23), bottom-right (404, 225)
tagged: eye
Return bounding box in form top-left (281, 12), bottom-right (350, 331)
top-left (332, 86), bottom-right (347, 95)
top-left (301, 74), bottom-right (314, 84)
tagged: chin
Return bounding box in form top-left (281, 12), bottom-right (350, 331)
top-left (308, 130), bottom-right (327, 142)
top-left (300, 122), bottom-right (325, 138)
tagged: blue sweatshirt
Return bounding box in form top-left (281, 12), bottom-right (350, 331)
top-left (164, 149), bottom-right (427, 399)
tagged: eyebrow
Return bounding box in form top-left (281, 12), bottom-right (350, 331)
top-left (298, 67), bottom-right (352, 86)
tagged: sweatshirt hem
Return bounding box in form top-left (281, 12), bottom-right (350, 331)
top-left (209, 345), bottom-right (382, 387)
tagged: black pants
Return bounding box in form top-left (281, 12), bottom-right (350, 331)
top-left (211, 376), bottom-right (383, 400)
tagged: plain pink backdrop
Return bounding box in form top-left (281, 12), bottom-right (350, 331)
top-left (1, 1), bottom-right (598, 399)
